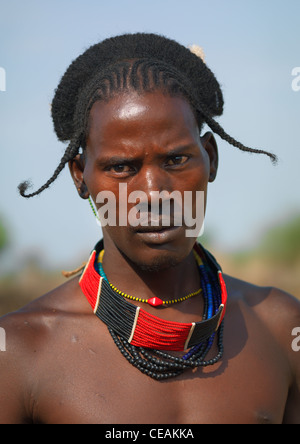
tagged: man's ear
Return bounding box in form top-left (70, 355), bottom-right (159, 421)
top-left (68, 154), bottom-right (90, 199)
top-left (200, 132), bottom-right (218, 182)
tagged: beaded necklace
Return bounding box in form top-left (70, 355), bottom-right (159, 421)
top-left (79, 241), bottom-right (226, 380)
top-left (97, 249), bottom-right (202, 307)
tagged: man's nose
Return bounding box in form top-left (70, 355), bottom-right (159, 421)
top-left (130, 166), bottom-right (181, 225)
top-left (135, 165), bottom-right (172, 197)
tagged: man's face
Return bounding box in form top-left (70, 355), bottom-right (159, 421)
top-left (80, 90), bottom-right (217, 270)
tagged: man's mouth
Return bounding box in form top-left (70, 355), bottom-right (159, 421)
top-left (134, 225), bottom-right (176, 233)
top-left (133, 223), bottom-right (183, 244)
top-left (132, 212), bottom-right (181, 232)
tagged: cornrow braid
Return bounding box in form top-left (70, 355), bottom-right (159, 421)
top-left (18, 138), bottom-right (81, 198)
top-left (201, 114), bottom-right (277, 164)
top-left (19, 32), bottom-right (277, 198)
top-left (72, 59), bottom-right (200, 148)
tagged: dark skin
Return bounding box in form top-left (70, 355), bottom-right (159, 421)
top-left (0, 91), bottom-right (299, 424)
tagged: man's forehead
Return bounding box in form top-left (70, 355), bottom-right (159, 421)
top-left (88, 91), bottom-right (199, 136)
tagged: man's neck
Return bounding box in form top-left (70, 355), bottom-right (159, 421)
top-left (101, 238), bottom-right (201, 304)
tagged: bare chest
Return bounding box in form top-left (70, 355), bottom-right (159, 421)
top-left (33, 321), bottom-right (288, 424)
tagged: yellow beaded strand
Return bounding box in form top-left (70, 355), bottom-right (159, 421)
top-left (98, 249), bottom-right (202, 305)
top-left (109, 283), bottom-right (202, 305)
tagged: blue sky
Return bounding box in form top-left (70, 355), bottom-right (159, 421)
top-left (0, 0), bottom-right (299, 270)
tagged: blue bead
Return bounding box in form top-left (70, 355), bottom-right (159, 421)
top-left (98, 262), bottom-right (109, 283)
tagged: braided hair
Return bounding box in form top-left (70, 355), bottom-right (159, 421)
top-left (18, 33), bottom-right (277, 198)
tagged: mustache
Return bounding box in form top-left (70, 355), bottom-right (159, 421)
top-left (127, 199), bottom-right (184, 231)
top-left (96, 185), bottom-right (205, 237)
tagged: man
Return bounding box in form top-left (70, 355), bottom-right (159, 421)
top-left (1, 33), bottom-right (299, 424)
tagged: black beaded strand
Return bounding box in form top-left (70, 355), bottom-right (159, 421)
top-left (99, 245), bottom-right (225, 380)
top-left (108, 321), bottom-right (224, 380)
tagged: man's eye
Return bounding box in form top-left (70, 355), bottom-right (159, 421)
top-left (110, 164), bottom-right (131, 173)
top-left (166, 155), bottom-right (189, 166)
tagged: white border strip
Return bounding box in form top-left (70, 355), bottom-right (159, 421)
top-left (184, 322), bottom-right (196, 350)
top-left (128, 307), bottom-right (141, 343)
top-left (94, 277), bottom-right (104, 314)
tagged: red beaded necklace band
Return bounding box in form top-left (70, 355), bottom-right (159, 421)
top-left (79, 246), bottom-right (227, 352)
top-left (97, 249), bottom-right (202, 307)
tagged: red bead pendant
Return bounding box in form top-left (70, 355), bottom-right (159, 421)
top-left (147, 297), bottom-right (164, 307)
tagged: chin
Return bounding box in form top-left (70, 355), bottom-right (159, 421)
top-left (135, 253), bottom-right (182, 272)
top-left (120, 243), bottom-right (191, 273)
top-left (104, 227), bottom-right (196, 272)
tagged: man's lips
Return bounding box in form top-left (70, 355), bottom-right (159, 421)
top-left (134, 225), bottom-right (176, 233)
top-left (131, 213), bottom-right (182, 233)
top-left (133, 225), bottom-right (184, 244)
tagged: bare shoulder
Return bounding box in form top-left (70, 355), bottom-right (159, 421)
top-left (0, 276), bottom-right (89, 424)
top-left (225, 273), bottom-right (300, 346)
top-left (0, 276), bottom-right (88, 349)
top-left (225, 274), bottom-right (300, 332)
top-left (225, 273), bottom-right (300, 424)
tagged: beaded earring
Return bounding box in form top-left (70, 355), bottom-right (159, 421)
top-left (89, 196), bottom-right (101, 226)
